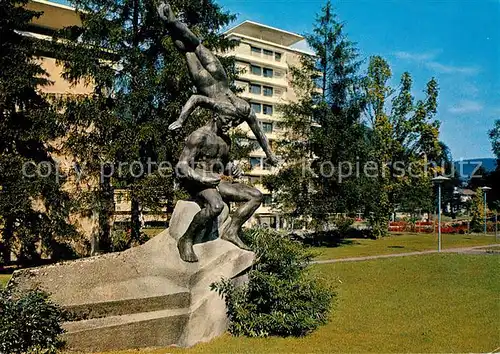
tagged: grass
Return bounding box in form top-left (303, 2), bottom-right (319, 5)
top-left (0, 274), bottom-right (11, 288)
top-left (313, 233), bottom-right (499, 260)
top-left (99, 253), bottom-right (499, 353)
top-left (142, 227), bottom-right (166, 238)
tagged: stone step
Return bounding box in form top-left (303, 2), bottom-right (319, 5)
top-left (65, 291), bottom-right (191, 320)
top-left (63, 307), bottom-right (190, 352)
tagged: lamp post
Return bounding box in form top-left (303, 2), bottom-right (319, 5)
top-left (494, 201), bottom-right (500, 242)
top-left (480, 187), bottom-right (492, 234)
top-left (432, 176), bottom-right (450, 252)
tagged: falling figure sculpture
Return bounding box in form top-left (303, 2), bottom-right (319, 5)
top-left (158, 2), bottom-right (278, 262)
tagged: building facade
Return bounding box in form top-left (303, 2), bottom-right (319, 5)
top-left (224, 21), bottom-right (310, 229)
top-left (23, 1), bottom-right (311, 231)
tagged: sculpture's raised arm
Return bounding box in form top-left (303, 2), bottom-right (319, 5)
top-left (169, 95), bottom-right (218, 131)
top-left (246, 110), bottom-right (279, 166)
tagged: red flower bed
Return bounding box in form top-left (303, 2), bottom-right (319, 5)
top-left (389, 221), bottom-right (470, 234)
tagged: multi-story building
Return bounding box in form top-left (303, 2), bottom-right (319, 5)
top-left (21, 0), bottom-right (98, 242)
top-left (22, 1), bottom-right (312, 231)
top-left (224, 21), bottom-right (311, 229)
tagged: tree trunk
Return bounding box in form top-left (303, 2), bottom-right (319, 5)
top-left (1, 217), bottom-right (14, 265)
top-left (100, 174), bottom-right (114, 252)
top-left (131, 196), bottom-right (141, 245)
top-left (90, 210), bottom-right (99, 256)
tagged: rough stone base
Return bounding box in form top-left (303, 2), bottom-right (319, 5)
top-left (8, 201), bottom-right (254, 352)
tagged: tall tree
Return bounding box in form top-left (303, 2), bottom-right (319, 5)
top-left (363, 56), bottom-right (441, 236)
top-left (469, 187), bottom-right (485, 232)
top-left (55, 0), bottom-right (236, 251)
top-left (485, 120), bottom-right (500, 210)
top-left (0, 0), bottom-right (77, 264)
top-left (265, 0), bottom-right (367, 229)
top-left (490, 119), bottom-right (499, 159)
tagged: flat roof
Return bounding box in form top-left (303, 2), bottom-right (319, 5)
top-left (225, 20), bottom-right (304, 47)
top-left (31, 0), bottom-right (75, 12)
top-left (26, 0), bottom-right (81, 30)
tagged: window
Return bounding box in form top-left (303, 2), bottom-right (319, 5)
top-left (250, 84), bottom-right (261, 95)
top-left (262, 194), bottom-right (272, 207)
top-left (263, 68), bottom-right (273, 78)
top-left (263, 49), bottom-right (273, 56)
top-left (251, 46), bottom-right (261, 54)
top-left (263, 104), bottom-right (273, 115)
top-left (274, 69), bottom-right (284, 78)
top-left (250, 157), bottom-right (261, 169)
top-left (251, 102), bottom-right (262, 114)
top-left (251, 65), bottom-right (262, 75)
top-left (262, 122), bottom-right (273, 133)
top-left (263, 86), bottom-right (273, 97)
top-left (259, 216), bottom-right (276, 228)
top-left (275, 52), bottom-right (282, 61)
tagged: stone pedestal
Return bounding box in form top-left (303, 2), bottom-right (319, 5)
top-left (8, 201), bottom-right (254, 352)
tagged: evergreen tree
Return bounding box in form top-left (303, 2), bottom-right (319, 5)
top-left (485, 120), bottom-right (499, 211)
top-left (55, 0), bottom-right (236, 251)
top-left (490, 120), bottom-right (499, 159)
top-left (265, 0), bottom-right (367, 229)
top-left (0, 0), bottom-right (77, 264)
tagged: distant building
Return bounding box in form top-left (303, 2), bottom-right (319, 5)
top-left (224, 21), bottom-right (313, 229)
top-left (455, 187), bottom-right (476, 204)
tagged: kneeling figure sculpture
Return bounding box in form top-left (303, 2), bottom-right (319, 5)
top-left (158, 2), bottom-right (278, 262)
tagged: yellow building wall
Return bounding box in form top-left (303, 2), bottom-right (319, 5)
top-left (38, 56), bottom-right (93, 95)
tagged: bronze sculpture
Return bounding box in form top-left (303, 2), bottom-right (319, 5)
top-left (158, 2), bottom-right (278, 262)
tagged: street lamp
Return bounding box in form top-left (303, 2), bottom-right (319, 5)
top-left (480, 186), bottom-right (492, 235)
top-left (494, 201), bottom-right (499, 242)
top-left (432, 176), bottom-right (450, 252)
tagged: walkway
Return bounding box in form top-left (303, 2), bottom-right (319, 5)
top-left (313, 244), bottom-right (500, 264)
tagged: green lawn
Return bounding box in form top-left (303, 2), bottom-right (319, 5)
top-left (313, 233), bottom-right (499, 260)
top-left (142, 227), bottom-right (166, 238)
top-left (102, 253), bottom-right (499, 353)
top-left (0, 274), bottom-right (11, 288)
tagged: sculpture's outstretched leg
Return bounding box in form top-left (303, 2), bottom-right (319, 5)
top-left (158, 2), bottom-right (228, 84)
top-left (218, 182), bottom-right (262, 250)
top-left (177, 188), bottom-right (224, 262)
top-left (158, 2), bottom-right (200, 52)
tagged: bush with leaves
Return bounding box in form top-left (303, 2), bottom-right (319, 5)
top-left (334, 216), bottom-right (355, 236)
top-left (0, 289), bottom-right (66, 354)
top-left (212, 228), bottom-right (335, 337)
top-left (470, 188), bottom-right (485, 233)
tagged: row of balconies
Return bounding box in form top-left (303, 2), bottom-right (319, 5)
top-left (228, 42), bottom-right (289, 71)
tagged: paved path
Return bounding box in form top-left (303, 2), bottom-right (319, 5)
top-left (313, 244), bottom-right (500, 264)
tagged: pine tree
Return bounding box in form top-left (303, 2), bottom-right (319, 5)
top-left (55, 0), bottom-right (236, 251)
top-left (490, 120), bottom-right (499, 159)
top-left (0, 0), bottom-right (77, 264)
top-left (484, 120), bottom-right (499, 212)
top-left (265, 0), bottom-right (367, 229)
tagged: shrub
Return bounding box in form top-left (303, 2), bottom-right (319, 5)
top-left (470, 188), bottom-right (485, 233)
top-left (212, 228), bottom-right (335, 337)
top-left (334, 216), bottom-right (354, 235)
top-left (0, 289), bottom-right (66, 354)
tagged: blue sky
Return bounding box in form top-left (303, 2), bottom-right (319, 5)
top-left (218, 0), bottom-right (499, 160)
top-left (54, 0), bottom-right (499, 159)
